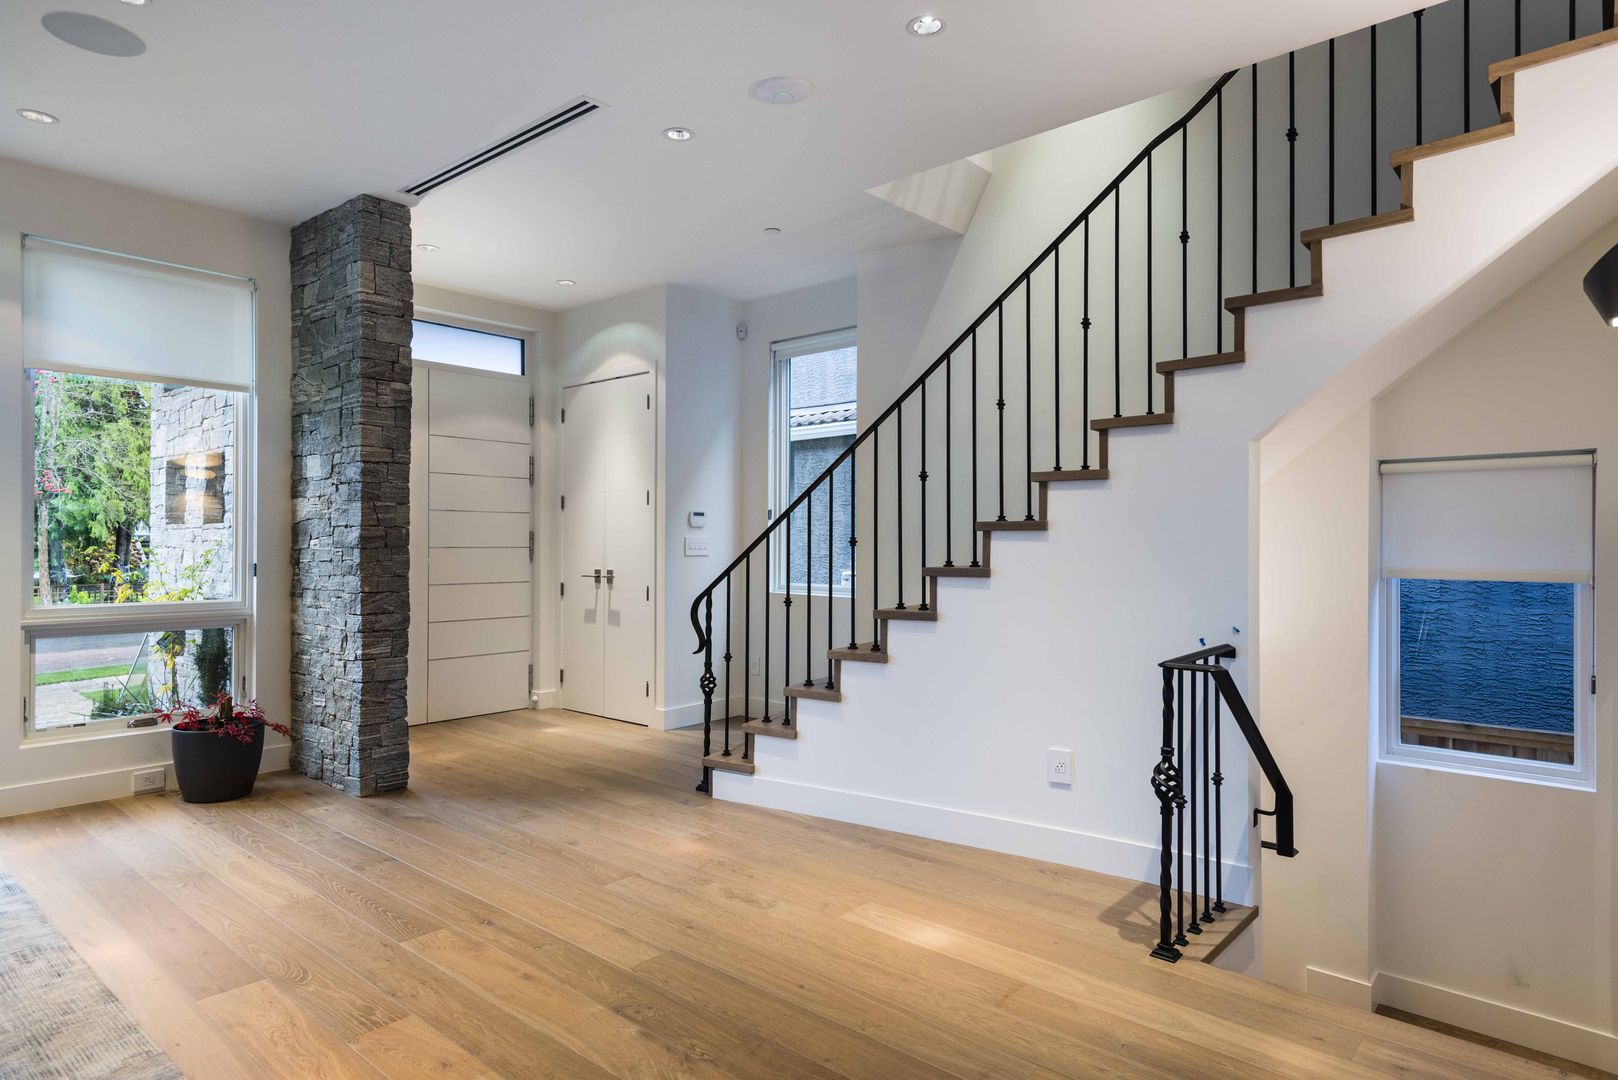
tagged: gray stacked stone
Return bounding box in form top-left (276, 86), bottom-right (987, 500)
top-left (289, 195), bottom-right (413, 796)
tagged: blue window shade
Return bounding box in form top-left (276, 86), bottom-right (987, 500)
top-left (411, 319), bottom-right (524, 375)
top-left (1398, 579), bottom-right (1575, 734)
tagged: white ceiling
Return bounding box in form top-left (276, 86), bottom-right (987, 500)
top-left (1, 0), bottom-right (1424, 309)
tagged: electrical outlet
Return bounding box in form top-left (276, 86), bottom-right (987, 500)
top-left (131, 768), bottom-right (165, 795)
top-left (750, 658), bottom-right (761, 676)
top-left (1046, 748), bottom-right (1074, 786)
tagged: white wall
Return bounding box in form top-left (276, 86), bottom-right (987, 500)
top-left (0, 156), bottom-right (292, 816)
top-left (407, 284), bottom-right (556, 720)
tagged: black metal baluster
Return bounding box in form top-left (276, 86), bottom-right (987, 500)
top-left (782, 509), bottom-right (793, 728)
top-left (762, 534), bottom-right (772, 723)
top-left (996, 303), bottom-right (1008, 520)
top-left (1250, 62), bottom-right (1259, 294)
top-left (1187, 666), bottom-right (1199, 934)
top-left (1024, 280), bottom-right (1035, 520)
top-left (1053, 249), bottom-right (1062, 472)
top-left (1571, 0), bottom-right (1578, 40)
top-left (849, 451), bottom-right (859, 649)
top-left (919, 380), bottom-right (931, 607)
top-left (826, 467), bottom-right (835, 687)
top-left (723, 574), bottom-right (732, 756)
top-left (1150, 668), bottom-right (1180, 962)
top-left (744, 555), bottom-right (752, 720)
top-left (697, 593), bottom-right (713, 793)
top-left (1286, 50), bottom-right (1297, 289)
top-left (1414, 9), bottom-right (1425, 145)
top-left (872, 430), bottom-right (882, 645)
top-left (1201, 666), bottom-right (1214, 923)
top-left (1146, 154), bottom-right (1155, 414)
top-left (1216, 87), bottom-right (1224, 352)
top-left (1082, 220), bottom-right (1092, 468)
top-left (1371, 23), bottom-right (1379, 216)
top-left (804, 482), bottom-right (814, 686)
top-left (1212, 663), bottom-right (1226, 913)
top-left (1114, 193), bottom-right (1122, 418)
top-left (1515, 0), bottom-right (1522, 54)
top-left (945, 351), bottom-right (954, 566)
top-left (1174, 669), bottom-right (1188, 947)
top-left (896, 402), bottom-right (906, 608)
top-left (1463, 0), bottom-right (1471, 132)
top-left (970, 332), bottom-right (981, 567)
top-left (1329, 38), bottom-right (1336, 224)
top-left (1180, 127), bottom-right (1189, 364)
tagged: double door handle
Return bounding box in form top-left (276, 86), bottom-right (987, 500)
top-left (580, 568), bottom-right (616, 586)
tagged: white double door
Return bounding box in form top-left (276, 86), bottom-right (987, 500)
top-left (561, 372), bottom-right (655, 725)
top-left (423, 366), bottom-right (533, 723)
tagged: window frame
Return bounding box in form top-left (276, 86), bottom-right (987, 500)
top-left (19, 242), bottom-right (258, 741)
top-left (768, 327), bottom-right (857, 596)
top-left (1378, 576), bottom-right (1596, 789)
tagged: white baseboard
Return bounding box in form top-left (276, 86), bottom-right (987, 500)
top-left (712, 771), bottom-right (1254, 905)
top-left (0, 741), bottom-right (292, 819)
top-left (1375, 971), bottom-right (1618, 1072)
top-left (651, 701), bottom-right (706, 731)
top-left (1306, 965), bottom-right (1376, 1010)
top-left (531, 689), bottom-right (560, 711)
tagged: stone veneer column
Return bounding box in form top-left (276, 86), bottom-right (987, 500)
top-left (289, 195), bottom-right (413, 795)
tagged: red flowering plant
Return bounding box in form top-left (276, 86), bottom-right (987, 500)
top-left (158, 692), bottom-right (290, 745)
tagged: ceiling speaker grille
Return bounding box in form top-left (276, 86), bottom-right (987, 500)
top-left (402, 97), bottom-right (602, 198)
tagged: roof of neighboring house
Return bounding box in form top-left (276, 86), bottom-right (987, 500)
top-left (790, 403), bottom-right (856, 428)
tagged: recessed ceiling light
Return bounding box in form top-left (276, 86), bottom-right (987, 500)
top-left (17, 108), bottom-right (59, 124)
top-left (415, 243), bottom-right (440, 253)
top-left (763, 227), bottom-right (782, 235)
top-left (907, 14), bottom-right (945, 36)
top-left (663, 127), bottom-right (693, 141)
top-left (118, 0), bottom-right (150, 5)
top-left (556, 279), bottom-right (577, 287)
top-left (751, 76), bottom-right (812, 106)
top-left (41, 11), bottom-right (146, 57)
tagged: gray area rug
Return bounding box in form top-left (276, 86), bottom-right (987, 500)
top-left (0, 871), bottom-right (182, 1079)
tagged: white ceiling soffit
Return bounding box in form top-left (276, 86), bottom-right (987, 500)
top-left (0, 0), bottom-right (1430, 309)
top-left (867, 157), bottom-right (993, 235)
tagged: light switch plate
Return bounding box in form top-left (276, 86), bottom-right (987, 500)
top-left (684, 536), bottom-right (710, 556)
top-left (1046, 748), bottom-right (1074, 786)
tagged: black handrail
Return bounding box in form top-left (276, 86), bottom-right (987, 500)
top-left (1151, 645), bottom-right (1295, 962)
top-left (688, 69), bottom-right (1237, 655)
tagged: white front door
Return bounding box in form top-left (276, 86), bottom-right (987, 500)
top-left (561, 372), bottom-right (655, 724)
top-left (424, 366), bottom-right (533, 722)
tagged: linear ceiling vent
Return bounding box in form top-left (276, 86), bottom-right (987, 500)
top-left (401, 97), bottom-right (602, 199)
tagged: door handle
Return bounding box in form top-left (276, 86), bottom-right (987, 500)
top-left (580, 569), bottom-right (602, 585)
top-left (604, 569), bottom-right (615, 586)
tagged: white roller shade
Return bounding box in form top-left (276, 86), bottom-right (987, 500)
top-left (1380, 454), bottom-right (1594, 582)
top-left (23, 237), bottom-right (254, 392)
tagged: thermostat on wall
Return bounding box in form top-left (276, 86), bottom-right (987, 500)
top-left (688, 511), bottom-right (706, 528)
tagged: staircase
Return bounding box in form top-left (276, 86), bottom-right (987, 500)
top-left (690, 0), bottom-right (1618, 927)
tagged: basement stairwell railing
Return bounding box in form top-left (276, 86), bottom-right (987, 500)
top-left (688, 0), bottom-right (1613, 799)
top-left (1152, 645), bottom-right (1294, 963)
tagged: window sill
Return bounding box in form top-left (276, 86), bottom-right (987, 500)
top-left (1376, 751), bottom-right (1595, 793)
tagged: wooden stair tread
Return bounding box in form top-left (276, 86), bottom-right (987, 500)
top-left (1156, 351), bottom-right (1245, 374)
top-left (702, 752), bottom-right (755, 775)
top-left (1091, 413), bottom-right (1173, 431)
top-left (1489, 25), bottom-right (1618, 82)
top-left (829, 644), bottom-right (889, 662)
top-left (1224, 283), bottom-right (1322, 311)
top-left (924, 565), bottom-right (991, 578)
top-left (1389, 121), bottom-right (1513, 168)
top-left (1298, 208), bottom-right (1414, 245)
top-left (976, 518), bottom-right (1049, 531)
top-left (1030, 468), bottom-right (1111, 482)
top-left (743, 720), bottom-right (797, 740)
top-left (876, 607), bottom-right (939, 621)
top-left (784, 684), bottom-right (842, 702)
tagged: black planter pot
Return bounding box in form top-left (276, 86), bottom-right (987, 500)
top-left (170, 723), bottom-right (265, 803)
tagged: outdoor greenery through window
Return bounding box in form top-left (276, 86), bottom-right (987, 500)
top-left (772, 330), bottom-right (856, 592)
top-left (22, 236), bottom-right (254, 735)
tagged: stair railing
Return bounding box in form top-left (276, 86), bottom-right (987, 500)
top-left (1151, 645), bottom-right (1294, 963)
top-left (690, 0), bottom-right (1615, 795)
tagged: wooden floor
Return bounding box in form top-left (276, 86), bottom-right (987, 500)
top-left (0, 709), bottom-right (1569, 1079)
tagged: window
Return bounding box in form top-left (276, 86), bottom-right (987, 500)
top-left (1379, 453), bottom-right (1595, 785)
top-left (770, 329), bottom-right (856, 593)
top-left (22, 237), bottom-right (254, 736)
top-left (411, 319), bottom-right (524, 375)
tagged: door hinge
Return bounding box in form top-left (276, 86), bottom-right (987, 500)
top-left (645, 681), bottom-right (650, 698)
top-left (646, 393), bottom-right (651, 410)
top-left (251, 561), bottom-right (257, 577)
top-left (560, 668), bottom-right (565, 686)
top-left (528, 530), bottom-right (535, 561)
top-left (530, 398), bottom-right (536, 426)
top-left (560, 406), bottom-right (565, 423)
top-left (1593, 673), bottom-right (1598, 694)
top-left (529, 457), bottom-right (535, 485)
top-left (560, 580), bottom-right (565, 597)
top-left (528, 664), bottom-right (534, 692)
top-left (560, 494), bottom-right (566, 511)
top-left (645, 490), bottom-right (650, 506)
top-left (22, 696), bottom-right (28, 734)
top-left (645, 585), bottom-right (649, 601)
